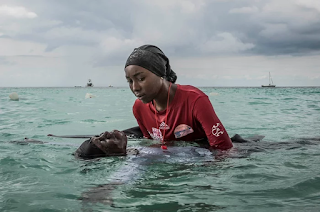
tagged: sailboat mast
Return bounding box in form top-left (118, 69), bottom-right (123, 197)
top-left (262, 72), bottom-right (276, 87)
top-left (269, 72), bottom-right (273, 85)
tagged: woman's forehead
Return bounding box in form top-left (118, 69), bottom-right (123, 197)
top-left (125, 65), bottom-right (149, 77)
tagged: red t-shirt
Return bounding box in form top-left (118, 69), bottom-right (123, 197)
top-left (133, 84), bottom-right (233, 150)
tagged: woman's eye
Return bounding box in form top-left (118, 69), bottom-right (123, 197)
top-left (138, 78), bottom-right (144, 81)
top-left (127, 80), bottom-right (133, 84)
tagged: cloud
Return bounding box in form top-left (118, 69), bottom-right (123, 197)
top-left (0, 56), bottom-right (15, 65)
top-left (296, 0), bottom-right (320, 12)
top-left (145, 0), bottom-right (206, 13)
top-left (198, 32), bottom-right (255, 53)
top-left (91, 37), bottom-right (142, 67)
top-left (229, 6), bottom-right (259, 14)
top-left (0, 5), bottom-right (37, 18)
top-left (0, 0), bottom-right (320, 87)
top-left (0, 38), bottom-right (46, 56)
top-left (2, 0), bottom-right (320, 58)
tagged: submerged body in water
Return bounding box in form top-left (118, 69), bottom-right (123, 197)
top-left (9, 132), bottom-right (320, 206)
top-left (77, 134), bottom-right (320, 205)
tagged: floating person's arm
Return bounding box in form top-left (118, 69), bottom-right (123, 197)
top-left (47, 126), bottom-right (143, 140)
top-left (121, 126), bottom-right (143, 138)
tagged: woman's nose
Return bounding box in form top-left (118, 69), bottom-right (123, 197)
top-left (132, 80), bottom-right (141, 92)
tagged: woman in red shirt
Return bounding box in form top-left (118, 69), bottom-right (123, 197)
top-left (124, 45), bottom-right (233, 150)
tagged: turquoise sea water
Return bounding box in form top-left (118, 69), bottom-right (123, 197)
top-left (1, 86), bottom-right (320, 212)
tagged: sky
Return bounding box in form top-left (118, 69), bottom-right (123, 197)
top-left (0, 0), bottom-right (320, 87)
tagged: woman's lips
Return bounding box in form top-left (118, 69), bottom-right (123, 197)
top-left (136, 94), bottom-right (145, 100)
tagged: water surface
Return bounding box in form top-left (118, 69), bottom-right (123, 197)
top-left (1, 87), bottom-right (320, 212)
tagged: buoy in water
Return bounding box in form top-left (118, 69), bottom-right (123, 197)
top-left (209, 92), bottom-right (219, 96)
top-left (85, 93), bottom-right (95, 99)
top-left (9, 92), bottom-right (19, 101)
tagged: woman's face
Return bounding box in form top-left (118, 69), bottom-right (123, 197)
top-left (125, 65), bottom-right (162, 103)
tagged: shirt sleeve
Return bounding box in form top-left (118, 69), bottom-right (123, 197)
top-left (133, 103), bottom-right (152, 139)
top-left (135, 117), bottom-right (151, 139)
top-left (193, 96), bottom-right (233, 150)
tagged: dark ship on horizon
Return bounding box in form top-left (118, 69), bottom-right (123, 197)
top-left (86, 79), bottom-right (93, 87)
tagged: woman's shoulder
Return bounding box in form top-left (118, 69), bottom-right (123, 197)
top-left (133, 99), bottom-right (151, 112)
top-left (133, 99), bottom-right (146, 108)
top-left (177, 84), bottom-right (207, 97)
top-left (132, 99), bottom-right (148, 117)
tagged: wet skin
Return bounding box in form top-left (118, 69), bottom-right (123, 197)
top-left (90, 130), bottom-right (128, 156)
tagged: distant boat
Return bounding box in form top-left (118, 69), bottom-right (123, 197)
top-left (74, 86), bottom-right (82, 88)
top-left (108, 85), bottom-right (113, 87)
top-left (261, 72), bottom-right (276, 87)
top-left (86, 79), bottom-right (94, 87)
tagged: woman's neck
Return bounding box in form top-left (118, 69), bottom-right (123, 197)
top-left (153, 82), bottom-right (177, 112)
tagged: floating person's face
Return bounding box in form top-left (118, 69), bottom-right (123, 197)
top-left (90, 130), bottom-right (127, 156)
top-left (74, 130), bottom-right (127, 159)
top-left (125, 65), bottom-right (162, 103)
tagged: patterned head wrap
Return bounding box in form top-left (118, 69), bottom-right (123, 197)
top-left (125, 45), bottom-right (177, 83)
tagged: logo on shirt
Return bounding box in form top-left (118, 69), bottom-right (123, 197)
top-left (212, 123), bottom-right (224, 137)
top-left (174, 124), bottom-right (194, 138)
top-left (159, 122), bottom-right (170, 130)
top-left (150, 127), bottom-right (163, 140)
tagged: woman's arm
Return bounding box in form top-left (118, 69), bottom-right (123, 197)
top-left (133, 102), bottom-right (152, 139)
top-left (193, 96), bottom-right (233, 150)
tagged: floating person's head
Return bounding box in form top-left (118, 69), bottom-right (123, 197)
top-left (124, 45), bottom-right (177, 103)
top-left (75, 130), bottom-right (127, 159)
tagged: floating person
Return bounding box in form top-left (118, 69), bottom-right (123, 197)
top-left (11, 129), bottom-right (318, 207)
top-left (123, 44), bottom-right (233, 150)
top-left (9, 92), bottom-right (19, 101)
top-left (73, 130), bottom-right (264, 160)
top-left (9, 131), bottom-right (318, 207)
top-left (72, 130), bottom-right (318, 206)
top-left (75, 130), bottom-right (217, 205)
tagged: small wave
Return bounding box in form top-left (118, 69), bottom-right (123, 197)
top-left (248, 101), bottom-right (273, 105)
top-left (81, 119), bottom-right (106, 123)
top-left (0, 157), bottom-right (21, 166)
top-left (37, 119), bottom-right (71, 128)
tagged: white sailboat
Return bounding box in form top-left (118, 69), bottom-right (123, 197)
top-left (261, 72), bottom-right (276, 87)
